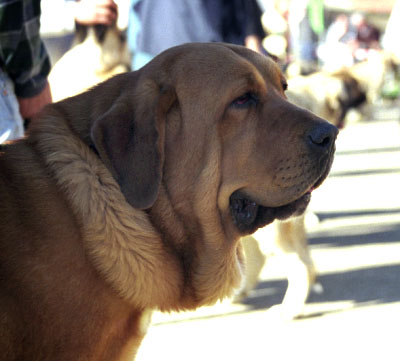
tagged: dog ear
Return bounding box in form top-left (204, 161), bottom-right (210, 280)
top-left (91, 83), bottom-right (176, 209)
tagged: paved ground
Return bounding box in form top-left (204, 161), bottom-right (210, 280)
top-left (136, 103), bottom-right (400, 361)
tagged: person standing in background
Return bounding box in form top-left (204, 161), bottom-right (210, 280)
top-left (0, 0), bottom-right (52, 143)
top-left (127, 0), bottom-right (265, 70)
top-left (73, 0), bottom-right (118, 26)
top-left (382, 0), bottom-right (400, 60)
top-left (0, 0), bottom-right (118, 143)
top-left (287, 0), bottom-right (324, 75)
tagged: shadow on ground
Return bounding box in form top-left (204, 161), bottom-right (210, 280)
top-left (242, 263), bottom-right (400, 313)
top-left (239, 216), bottom-right (400, 316)
top-left (310, 212), bottom-right (400, 247)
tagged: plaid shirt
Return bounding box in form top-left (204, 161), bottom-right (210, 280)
top-left (0, 0), bottom-right (50, 98)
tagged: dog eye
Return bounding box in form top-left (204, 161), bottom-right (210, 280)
top-left (282, 81), bottom-right (288, 91)
top-left (231, 92), bottom-right (259, 108)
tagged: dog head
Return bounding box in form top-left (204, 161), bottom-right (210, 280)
top-left (89, 43), bottom-right (337, 234)
top-left (49, 43), bottom-right (337, 308)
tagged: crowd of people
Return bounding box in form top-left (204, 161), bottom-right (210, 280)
top-left (0, 0), bottom-right (267, 143)
top-left (1, 0), bottom-right (398, 144)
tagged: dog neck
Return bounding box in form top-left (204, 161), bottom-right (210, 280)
top-left (28, 111), bottom-right (184, 311)
top-left (148, 137), bottom-right (246, 307)
top-left (28, 106), bottom-right (245, 311)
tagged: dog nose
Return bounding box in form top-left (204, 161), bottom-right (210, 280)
top-left (307, 122), bottom-right (338, 151)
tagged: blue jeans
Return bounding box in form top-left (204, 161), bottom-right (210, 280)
top-left (0, 69), bottom-right (24, 143)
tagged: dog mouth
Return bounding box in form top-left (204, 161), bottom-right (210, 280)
top-left (229, 157), bottom-right (332, 235)
top-left (229, 191), bottom-right (311, 235)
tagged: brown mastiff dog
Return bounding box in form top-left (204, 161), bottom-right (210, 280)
top-left (0, 43), bottom-right (337, 360)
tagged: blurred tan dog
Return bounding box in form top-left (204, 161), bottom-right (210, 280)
top-left (49, 24), bottom-right (130, 101)
top-left (286, 70), bottom-right (366, 129)
top-left (344, 50), bottom-right (399, 104)
top-left (239, 216), bottom-right (316, 320)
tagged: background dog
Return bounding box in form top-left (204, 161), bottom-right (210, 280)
top-left (49, 23), bottom-right (130, 101)
top-left (286, 70), bottom-right (367, 129)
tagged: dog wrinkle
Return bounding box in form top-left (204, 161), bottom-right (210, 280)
top-left (31, 106), bottom-right (241, 312)
top-left (29, 113), bottom-right (184, 311)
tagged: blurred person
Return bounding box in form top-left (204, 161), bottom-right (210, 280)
top-left (0, 0), bottom-right (52, 143)
top-left (325, 14), bottom-right (350, 43)
top-left (382, 0), bottom-right (400, 60)
top-left (127, 0), bottom-right (265, 70)
top-left (40, 0), bottom-right (118, 34)
top-left (66, 0), bottom-right (119, 46)
top-left (73, 0), bottom-right (118, 26)
top-left (349, 12), bottom-right (381, 62)
top-left (318, 12), bottom-right (381, 71)
top-left (287, 0), bottom-right (323, 75)
top-left (381, 0), bottom-right (400, 99)
top-left (70, 0), bottom-right (119, 45)
top-left (317, 14), bottom-right (355, 70)
top-left (352, 13), bottom-right (380, 48)
top-left (0, 0), bottom-right (118, 144)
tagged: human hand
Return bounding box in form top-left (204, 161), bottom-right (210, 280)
top-left (74, 0), bottom-right (118, 26)
top-left (245, 35), bottom-right (264, 54)
top-left (17, 81), bottom-right (52, 120)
